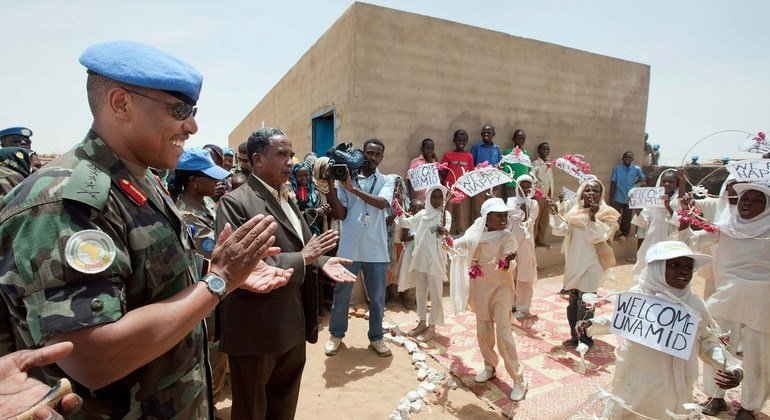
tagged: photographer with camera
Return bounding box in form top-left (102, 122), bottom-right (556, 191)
top-left (324, 139), bottom-right (396, 357)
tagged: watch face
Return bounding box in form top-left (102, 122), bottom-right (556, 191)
top-left (208, 276), bottom-right (226, 294)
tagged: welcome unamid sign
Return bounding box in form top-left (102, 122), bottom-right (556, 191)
top-left (609, 292), bottom-right (699, 360)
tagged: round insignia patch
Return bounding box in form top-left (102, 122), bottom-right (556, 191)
top-left (20, 128), bottom-right (32, 137)
top-left (64, 230), bottom-right (117, 274)
top-left (201, 237), bottom-right (215, 254)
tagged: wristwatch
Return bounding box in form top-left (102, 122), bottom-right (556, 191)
top-left (200, 273), bottom-right (227, 301)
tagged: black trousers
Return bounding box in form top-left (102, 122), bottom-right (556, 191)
top-left (228, 342), bottom-right (306, 420)
top-left (616, 202), bottom-right (632, 237)
top-left (567, 289), bottom-right (595, 346)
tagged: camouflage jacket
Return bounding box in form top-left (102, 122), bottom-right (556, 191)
top-left (0, 166), bottom-right (24, 200)
top-left (175, 194), bottom-right (216, 260)
top-left (0, 131), bottom-right (212, 419)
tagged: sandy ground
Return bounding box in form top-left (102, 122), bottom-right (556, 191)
top-left (215, 263), bottom-right (769, 419)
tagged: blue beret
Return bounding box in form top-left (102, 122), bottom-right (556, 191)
top-left (0, 127), bottom-right (32, 138)
top-left (223, 147), bottom-right (234, 157)
top-left (79, 41), bottom-right (203, 105)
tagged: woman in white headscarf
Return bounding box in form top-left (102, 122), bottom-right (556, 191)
top-left (506, 174), bottom-right (539, 318)
top-left (675, 182), bottom-right (770, 417)
top-left (577, 241), bottom-right (742, 420)
top-left (549, 178), bottom-right (619, 348)
top-left (396, 185), bottom-right (451, 341)
top-left (449, 197), bottom-right (528, 401)
top-left (632, 169), bottom-right (683, 276)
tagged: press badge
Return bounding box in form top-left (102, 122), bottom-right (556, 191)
top-left (358, 211), bottom-right (371, 227)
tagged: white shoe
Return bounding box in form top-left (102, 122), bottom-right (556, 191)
top-left (474, 365), bottom-right (495, 383)
top-left (513, 311), bottom-right (530, 319)
top-left (510, 379), bottom-right (528, 401)
top-left (369, 339), bottom-right (392, 357)
top-left (325, 336), bottom-right (342, 356)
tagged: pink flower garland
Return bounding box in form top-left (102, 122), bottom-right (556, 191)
top-left (497, 258), bottom-right (509, 270)
top-left (532, 187), bottom-right (545, 200)
top-left (391, 199), bottom-right (403, 217)
top-left (468, 263), bottom-right (484, 279)
top-left (553, 154), bottom-right (592, 174)
top-left (753, 132), bottom-right (766, 142)
top-left (676, 207), bottom-right (719, 233)
top-left (444, 235), bottom-right (454, 247)
top-left (449, 190), bottom-right (467, 204)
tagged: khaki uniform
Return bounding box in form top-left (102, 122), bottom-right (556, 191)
top-left (0, 131), bottom-right (211, 418)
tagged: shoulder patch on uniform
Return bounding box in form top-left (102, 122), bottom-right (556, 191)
top-left (62, 160), bottom-right (111, 210)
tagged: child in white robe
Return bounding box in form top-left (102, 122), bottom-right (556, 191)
top-left (675, 182), bottom-right (770, 418)
top-left (396, 186), bottom-right (451, 341)
top-left (577, 241), bottom-right (742, 420)
top-left (549, 179), bottom-right (619, 348)
top-left (632, 169), bottom-right (683, 276)
top-left (450, 197), bottom-right (528, 401)
top-left (506, 174), bottom-right (539, 319)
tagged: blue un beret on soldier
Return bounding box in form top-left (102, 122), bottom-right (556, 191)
top-left (0, 127), bottom-right (33, 138)
top-left (79, 41), bottom-right (203, 105)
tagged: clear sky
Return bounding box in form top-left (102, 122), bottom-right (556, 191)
top-left (2, 0), bottom-right (768, 165)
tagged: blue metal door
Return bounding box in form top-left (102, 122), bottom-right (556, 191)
top-left (312, 110), bottom-right (335, 155)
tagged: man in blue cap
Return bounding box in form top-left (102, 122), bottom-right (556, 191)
top-left (223, 147), bottom-right (235, 171)
top-left (0, 127), bottom-right (33, 149)
top-left (0, 41), bottom-right (292, 418)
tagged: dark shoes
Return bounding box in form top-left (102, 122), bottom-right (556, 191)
top-left (561, 338), bottom-right (579, 348)
top-left (735, 407), bottom-right (756, 419)
top-left (701, 398), bottom-right (727, 416)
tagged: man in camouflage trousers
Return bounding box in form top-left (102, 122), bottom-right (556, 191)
top-left (0, 41), bottom-right (292, 418)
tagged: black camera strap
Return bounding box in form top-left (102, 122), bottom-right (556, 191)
top-left (354, 173), bottom-right (378, 216)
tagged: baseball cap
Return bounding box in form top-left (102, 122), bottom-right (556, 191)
top-left (644, 241), bottom-right (712, 269)
top-left (481, 197), bottom-right (515, 218)
top-left (176, 148), bottom-right (229, 179)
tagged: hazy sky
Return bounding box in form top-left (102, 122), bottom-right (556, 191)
top-left (2, 1), bottom-right (768, 165)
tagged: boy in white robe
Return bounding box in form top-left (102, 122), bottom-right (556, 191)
top-left (675, 182), bottom-right (770, 419)
top-left (506, 174), bottom-right (539, 319)
top-left (396, 186), bottom-right (451, 341)
top-left (632, 169), bottom-right (683, 276)
top-left (449, 198), bottom-right (528, 401)
top-left (577, 241), bottom-right (742, 419)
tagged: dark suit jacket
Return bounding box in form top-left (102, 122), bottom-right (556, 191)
top-left (215, 174), bottom-right (327, 356)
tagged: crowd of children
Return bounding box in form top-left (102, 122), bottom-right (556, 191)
top-left (383, 124), bottom-right (767, 419)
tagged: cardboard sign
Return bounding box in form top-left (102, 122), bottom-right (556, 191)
top-left (627, 187), bottom-right (666, 209)
top-left (408, 163), bottom-right (441, 191)
top-left (739, 134), bottom-right (770, 154)
top-left (726, 159), bottom-right (770, 182)
top-left (455, 167), bottom-right (512, 197)
top-left (610, 292), bottom-right (699, 360)
top-left (561, 186), bottom-right (577, 202)
top-left (554, 158), bottom-right (589, 181)
top-left (500, 150), bottom-right (532, 168)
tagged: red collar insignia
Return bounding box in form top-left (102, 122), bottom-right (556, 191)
top-left (119, 179), bottom-right (148, 206)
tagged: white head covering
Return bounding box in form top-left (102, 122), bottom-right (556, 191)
top-left (655, 168), bottom-right (680, 206)
top-left (713, 175), bottom-right (737, 225)
top-left (424, 185), bottom-right (448, 214)
top-left (720, 182), bottom-right (770, 238)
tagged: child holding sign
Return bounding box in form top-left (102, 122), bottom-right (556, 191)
top-left (406, 138), bottom-right (437, 202)
top-left (675, 182), bottom-right (770, 418)
top-left (549, 179), bottom-right (619, 348)
top-left (396, 186), bottom-right (452, 341)
top-left (576, 241), bottom-right (742, 420)
top-left (632, 169), bottom-right (683, 276)
top-left (449, 198), bottom-right (528, 401)
top-left (506, 174), bottom-right (539, 319)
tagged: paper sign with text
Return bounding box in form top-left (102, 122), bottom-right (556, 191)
top-left (561, 186), bottom-right (577, 202)
top-left (627, 187), bottom-right (666, 209)
top-left (726, 159), bottom-right (770, 182)
top-left (455, 167), bottom-right (512, 197)
top-left (554, 158), bottom-right (589, 181)
top-left (739, 134), bottom-right (770, 154)
top-left (408, 163), bottom-right (441, 191)
top-left (610, 292), bottom-right (699, 360)
top-left (500, 151), bottom-right (532, 168)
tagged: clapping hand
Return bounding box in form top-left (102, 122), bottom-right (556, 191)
top-left (321, 257), bottom-right (357, 282)
top-left (240, 260), bottom-right (293, 293)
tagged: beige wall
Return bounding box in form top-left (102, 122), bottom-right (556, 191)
top-left (229, 6), bottom-right (357, 154)
top-left (231, 2), bottom-right (650, 193)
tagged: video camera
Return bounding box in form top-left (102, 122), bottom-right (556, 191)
top-left (326, 142), bottom-right (365, 180)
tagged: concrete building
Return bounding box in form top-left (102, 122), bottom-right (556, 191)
top-left (230, 2), bottom-right (650, 271)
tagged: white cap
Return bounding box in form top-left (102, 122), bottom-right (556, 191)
top-left (481, 197), bottom-right (514, 218)
top-left (644, 241), bottom-right (712, 269)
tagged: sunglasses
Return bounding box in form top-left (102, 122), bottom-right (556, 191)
top-left (124, 88), bottom-right (197, 120)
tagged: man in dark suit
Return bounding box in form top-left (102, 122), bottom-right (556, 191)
top-left (215, 127), bottom-right (356, 420)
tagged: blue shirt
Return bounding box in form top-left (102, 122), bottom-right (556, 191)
top-left (470, 141), bottom-right (502, 166)
top-left (611, 163), bottom-right (644, 204)
top-left (336, 169), bottom-right (395, 262)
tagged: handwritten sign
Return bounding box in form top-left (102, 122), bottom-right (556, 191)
top-left (610, 292), bottom-right (699, 360)
top-left (726, 159), bottom-right (770, 182)
top-left (560, 186), bottom-right (577, 202)
top-left (500, 151), bottom-right (532, 168)
top-left (408, 163), bottom-right (440, 191)
top-left (627, 187), bottom-right (666, 209)
top-left (739, 134), bottom-right (770, 154)
top-left (455, 167), bottom-right (512, 197)
top-left (554, 158), bottom-right (589, 181)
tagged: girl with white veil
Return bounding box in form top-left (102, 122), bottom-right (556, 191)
top-left (506, 174), bottom-right (539, 319)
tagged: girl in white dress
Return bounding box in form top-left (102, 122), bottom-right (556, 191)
top-left (506, 174), bottom-right (538, 319)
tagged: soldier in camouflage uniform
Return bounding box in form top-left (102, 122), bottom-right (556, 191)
top-left (168, 148), bottom-right (230, 403)
top-left (0, 147), bottom-right (33, 200)
top-left (0, 41), bottom-right (291, 419)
